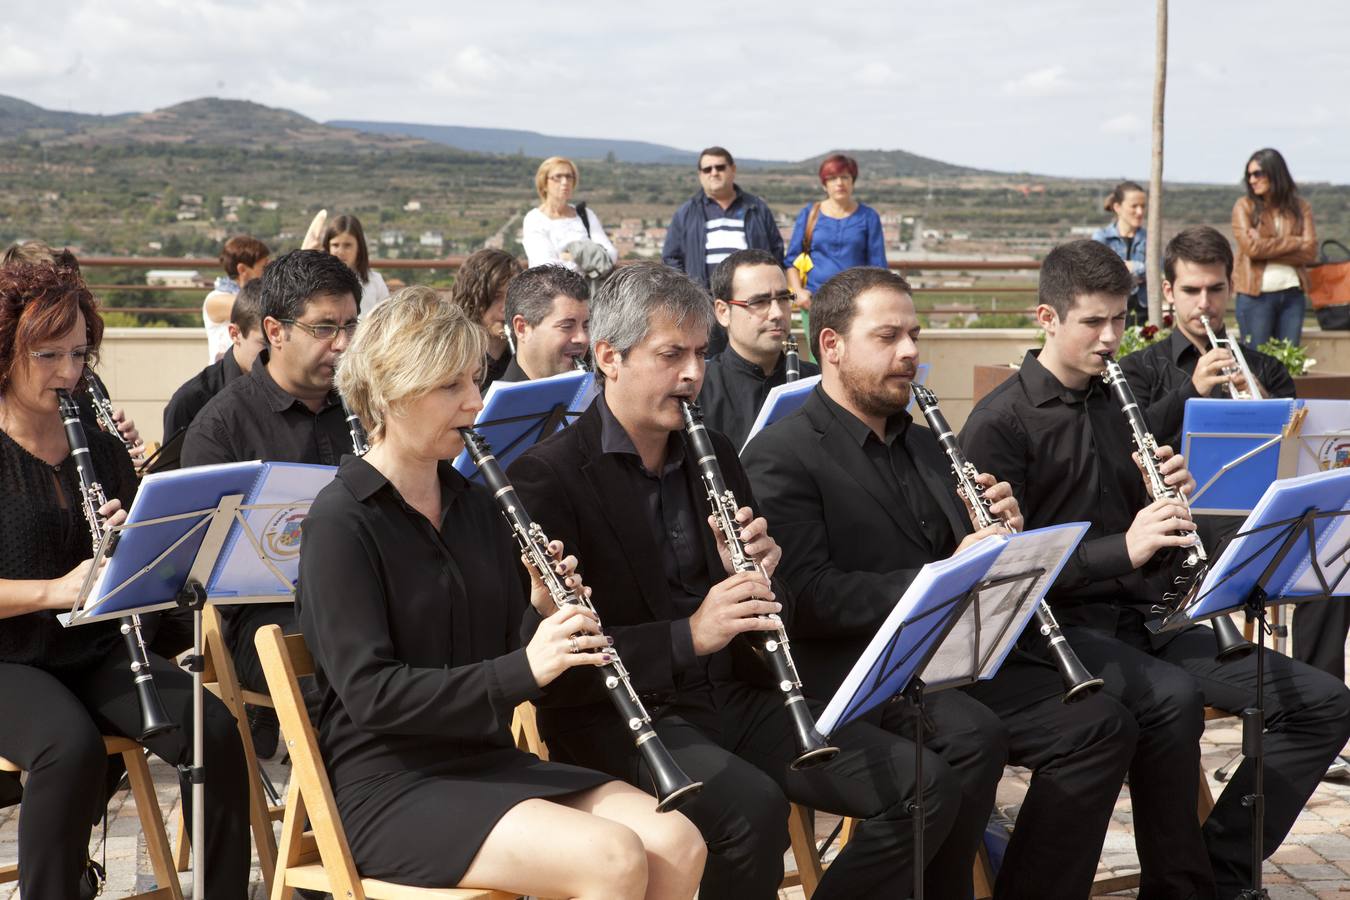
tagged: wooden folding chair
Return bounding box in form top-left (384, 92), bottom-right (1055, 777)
top-left (255, 624), bottom-right (520, 899)
top-left (0, 737), bottom-right (184, 899)
top-left (172, 604), bottom-right (284, 890)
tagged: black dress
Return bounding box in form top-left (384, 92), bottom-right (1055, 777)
top-left (296, 456), bottom-right (610, 888)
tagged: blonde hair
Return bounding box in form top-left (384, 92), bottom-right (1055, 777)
top-left (335, 285), bottom-right (486, 443)
top-left (535, 156), bottom-right (579, 201)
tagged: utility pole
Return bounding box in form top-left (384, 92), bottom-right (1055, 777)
top-left (1147, 0), bottom-right (1168, 325)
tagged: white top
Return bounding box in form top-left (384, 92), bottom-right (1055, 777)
top-left (1261, 262), bottom-right (1301, 293)
top-left (522, 206), bottom-right (618, 270)
top-left (359, 270), bottom-right (390, 316)
top-left (202, 290), bottom-right (233, 362)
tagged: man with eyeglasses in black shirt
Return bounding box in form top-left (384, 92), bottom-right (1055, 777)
top-left (961, 239), bottom-right (1350, 898)
top-left (698, 250), bottom-right (820, 450)
top-left (182, 249), bottom-right (361, 757)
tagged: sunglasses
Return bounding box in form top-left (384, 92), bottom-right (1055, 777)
top-left (699, 163), bottom-right (729, 175)
top-left (1247, 169), bottom-right (1267, 181)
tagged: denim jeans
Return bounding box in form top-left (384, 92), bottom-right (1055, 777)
top-left (1235, 287), bottom-right (1306, 347)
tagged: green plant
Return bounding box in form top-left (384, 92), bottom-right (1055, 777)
top-left (1256, 338), bottom-right (1316, 377)
top-left (1115, 323), bottom-right (1169, 358)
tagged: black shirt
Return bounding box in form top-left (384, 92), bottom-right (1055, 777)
top-left (595, 393), bottom-right (704, 682)
top-left (1119, 328), bottom-right (1296, 448)
top-left (959, 350), bottom-right (1166, 620)
top-left (698, 346), bottom-right (821, 450)
top-left (497, 357), bottom-right (529, 384)
top-left (297, 457), bottom-right (541, 788)
top-left (482, 349), bottom-right (513, 391)
top-left (181, 349), bottom-right (352, 469)
top-left (163, 347), bottom-right (245, 442)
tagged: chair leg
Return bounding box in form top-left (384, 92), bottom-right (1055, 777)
top-left (173, 807), bottom-right (190, 872)
top-left (787, 803), bottom-right (823, 898)
top-left (122, 747), bottom-right (185, 900)
top-left (973, 844), bottom-right (996, 899)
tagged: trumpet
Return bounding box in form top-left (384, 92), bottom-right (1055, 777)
top-left (680, 401), bottom-right (838, 768)
top-left (57, 389), bottom-right (177, 740)
top-left (911, 384), bottom-right (1104, 702)
top-left (1201, 319), bottom-right (1260, 400)
top-left (339, 395), bottom-right (370, 456)
top-left (784, 335), bottom-right (801, 383)
top-left (460, 428), bottom-right (703, 812)
top-left (84, 369), bottom-right (137, 454)
top-left (1100, 358), bottom-right (1254, 661)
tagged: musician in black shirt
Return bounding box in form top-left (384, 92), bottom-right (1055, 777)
top-left (698, 250), bottom-right (819, 449)
top-left (182, 249), bottom-right (361, 755)
top-left (961, 240), bottom-right (1350, 898)
top-left (498, 264), bottom-right (590, 382)
top-left (742, 266), bottom-right (1135, 899)
top-left (163, 278), bottom-right (269, 440)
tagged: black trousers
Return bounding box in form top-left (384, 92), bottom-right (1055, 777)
top-left (1067, 615), bottom-right (1350, 900)
top-left (546, 679), bottom-right (1007, 900)
top-left (225, 602), bottom-right (299, 694)
top-left (1292, 598), bottom-right (1350, 682)
top-left (0, 651), bottom-right (251, 899)
top-left (963, 654), bottom-right (1137, 900)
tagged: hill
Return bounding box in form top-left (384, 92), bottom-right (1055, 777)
top-left (0, 95), bottom-right (130, 140)
top-left (795, 148), bottom-right (994, 179)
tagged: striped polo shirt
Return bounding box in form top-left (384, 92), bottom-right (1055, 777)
top-left (703, 193), bottom-right (748, 283)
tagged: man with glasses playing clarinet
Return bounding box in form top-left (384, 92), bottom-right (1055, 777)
top-left (697, 250), bottom-right (819, 450)
top-left (182, 249), bottom-right (361, 758)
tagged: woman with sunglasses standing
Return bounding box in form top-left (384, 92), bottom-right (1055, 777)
top-left (521, 156), bottom-right (618, 272)
top-left (1232, 149), bottom-right (1318, 347)
top-left (783, 154), bottom-right (886, 310)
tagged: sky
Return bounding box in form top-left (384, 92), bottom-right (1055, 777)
top-left (3, 0), bottom-right (1347, 184)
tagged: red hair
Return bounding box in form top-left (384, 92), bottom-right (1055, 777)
top-left (818, 154), bottom-right (859, 184)
top-left (0, 261), bottom-right (103, 393)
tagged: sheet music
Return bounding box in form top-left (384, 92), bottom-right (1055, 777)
top-left (740, 375), bottom-right (820, 453)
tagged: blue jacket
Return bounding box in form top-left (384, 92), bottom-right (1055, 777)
top-left (1092, 222), bottom-right (1148, 311)
top-left (662, 186), bottom-right (785, 288)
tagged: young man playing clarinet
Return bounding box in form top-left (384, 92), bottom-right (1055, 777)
top-left (508, 262), bottom-right (1005, 900)
top-left (961, 239), bottom-right (1350, 898)
top-left (741, 265), bottom-right (1136, 900)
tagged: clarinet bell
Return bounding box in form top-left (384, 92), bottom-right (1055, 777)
top-left (646, 738), bottom-right (704, 813)
top-left (789, 720), bottom-right (840, 770)
top-left (1213, 614), bottom-right (1256, 662)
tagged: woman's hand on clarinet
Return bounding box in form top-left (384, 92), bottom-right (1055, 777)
top-left (112, 408), bottom-right (146, 463)
top-left (525, 605), bottom-right (611, 688)
top-left (708, 507), bottom-right (782, 578)
top-left (523, 539), bottom-right (585, 617)
top-left (99, 498), bottom-right (127, 531)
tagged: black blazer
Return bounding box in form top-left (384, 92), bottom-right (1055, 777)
top-left (742, 387), bottom-right (1045, 697)
top-left (508, 402), bottom-right (783, 740)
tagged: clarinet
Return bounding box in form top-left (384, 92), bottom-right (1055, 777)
top-left (911, 385), bottom-right (1104, 702)
top-left (84, 369), bottom-right (136, 453)
top-left (339, 395), bottom-right (370, 456)
top-left (680, 401), bottom-right (839, 768)
top-left (573, 356), bottom-right (591, 373)
top-left (784, 335), bottom-right (801, 383)
top-left (460, 428), bottom-right (703, 812)
top-left (1100, 358), bottom-right (1254, 661)
top-left (56, 389), bottom-right (177, 739)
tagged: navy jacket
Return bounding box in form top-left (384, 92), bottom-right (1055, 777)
top-left (661, 186), bottom-right (785, 288)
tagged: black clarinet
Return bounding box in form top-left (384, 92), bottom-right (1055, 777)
top-left (84, 368), bottom-right (137, 454)
top-left (680, 401), bottom-right (838, 768)
top-left (911, 385), bottom-right (1104, 702)
top-left (57, 389), bottom-right (176, 739)
top-left (460, 428), bottom-right (703, 812)
top-left (1100, 358), bottom-right (1254, 661)
top-left (784, 335), bottom-right (801, 382)
top-left (339, 395), bottom-right (370, 456)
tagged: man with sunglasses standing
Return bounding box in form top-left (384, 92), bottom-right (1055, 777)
top-left (698, 250), bottom-right (819, 448)
top-left (664, 147), bottom-right (785, 355)
top-left (183, 249), bottom-right (361, 757)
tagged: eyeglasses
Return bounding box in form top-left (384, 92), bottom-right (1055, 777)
top-left (29, 348), bottom-right (95, 366)
top-left (699, 163), bottom-right (729, 175)
top-left (1247, 169), bottom-right (1267, 181)
top-left (548, 173), bottom-right (576, 183)
top-left (281, 319), bottom-right (358, 341)
top-left (725, 292), bottom-right (796, 315)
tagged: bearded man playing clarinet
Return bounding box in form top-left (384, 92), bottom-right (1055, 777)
top-left (0, 260), bottom-right (250, 898)
top-left (509, 262), bottom-right (968, 899)
top-left (961, 239), bottom-right (1350, 898)
top-left (740, 265), bottom-right (1137, 900)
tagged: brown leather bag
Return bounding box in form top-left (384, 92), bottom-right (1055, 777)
top-left (1310, 240), bottom-right (1350, 329)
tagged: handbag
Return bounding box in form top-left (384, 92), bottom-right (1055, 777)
top-left (790, 202), bottom-right (822, 289)
top-left (1309, 239), bottom-right (1350, 330)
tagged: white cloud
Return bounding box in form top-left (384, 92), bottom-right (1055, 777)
top-left (1001, 65), bottom-right (1070, 97)
top-left (856, 62), bottom-right (899, 87)
top-left (1100, 113), bottom-right (1145, 136)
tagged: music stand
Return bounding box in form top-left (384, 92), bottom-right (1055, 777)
top-left (1150, 467), bottom-right (1350, 899)
top-left (68, 460), bottom-right (335, 900)
top-left (453, 369), bottom-right (594, 481)
top-left (816, 522), bottom-right (1088, 900)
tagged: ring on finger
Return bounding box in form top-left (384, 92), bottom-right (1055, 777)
top-left (568, 636), bottom-right (580, 654)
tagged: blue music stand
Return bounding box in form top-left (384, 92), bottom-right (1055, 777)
top-left (1152, 467), bottom-right (1350, 899)
top-left (453, 370), bottom-right (594, 480)
top-left (1181, 398), bottom-right (1303, 515)
top-left (816, 521), bottom-right (1087, 900)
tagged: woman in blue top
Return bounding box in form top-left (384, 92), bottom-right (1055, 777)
top-left (1091, 181), bottom-right (1149, 325)
top-left (784, 154), bottom-right (886, 307)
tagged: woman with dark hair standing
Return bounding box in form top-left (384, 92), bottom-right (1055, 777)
top-left (324, 214), bottom-right (390, 316)
top-left (1233, 148), bottom-right (1318, 346)
top-left (0, 261), bottom-right (250, 898)
top-left (783, 154), bottom-right (886, 308)
top-left (448, 248), bottom-right (525, 389)
top-left (1092, 181), bottom-right (1149, 325)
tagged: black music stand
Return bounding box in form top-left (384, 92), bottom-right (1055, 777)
top-left (817, 522), bottom-right (1088, 900)
top-left (452, 370), bottom-right (594, 482)
top-left (1151, 467), bottom-right (1350, 899)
